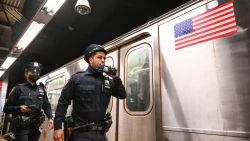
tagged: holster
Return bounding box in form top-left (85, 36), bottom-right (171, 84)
top-left (31, 114), bottom-right (45, 128)
top-left (64, 116), bottom-right (75, 140)
top-left (100, 112), bottom-right (113, 133)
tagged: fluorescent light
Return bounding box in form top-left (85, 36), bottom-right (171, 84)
top-left (1, 57), bottom-right (16, 70)
top-left (0, 71), bottom-right (4, 77)
top-left (16, 21), bottom-right (45, 50)
top-left (43, 0), bottom-right (66, 15)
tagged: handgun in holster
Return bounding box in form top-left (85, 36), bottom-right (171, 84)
top-left (101, 112), bottom-right (113, 133)
top-left (64, 116), bottom-right (75, 140)
top-left (33, 115), bottom-right (45, 128)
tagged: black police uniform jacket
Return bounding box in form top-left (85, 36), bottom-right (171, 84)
top-left (3, 82), bottom-right (53, 121)
top-left (54, 68), bottom-right (127, 130)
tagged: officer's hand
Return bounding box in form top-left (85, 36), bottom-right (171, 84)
top-left (107, 74), bottom-right (117, 79)
top-left (106, 66), bottom-right (118, 79)
top-left (54, 129), bottom-right (64, 141)
top-left (20, 105), bottom-right (31, 113)
top-left (48, 119), bottom-right (54, 130)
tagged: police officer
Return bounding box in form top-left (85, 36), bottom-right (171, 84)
top-left (3, 62), bottom-right (54, 141)
top-left (53, 44), bottom-right (127, 141)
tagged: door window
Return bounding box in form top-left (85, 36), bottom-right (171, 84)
top-left (125, 44), bottom-right (151, 112)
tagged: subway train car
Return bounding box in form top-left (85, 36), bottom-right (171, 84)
top-left (37, 0), bottom-right (250, 141)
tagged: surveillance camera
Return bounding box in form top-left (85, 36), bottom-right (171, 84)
top-left (75, 0), bottom-right (91, 15)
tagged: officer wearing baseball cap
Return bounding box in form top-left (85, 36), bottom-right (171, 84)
top-left (24, 62), bottom-right (42, 73)
top-left (54, 44), bottom-right (127, 141)
top-left (84, 44), bottom-right (107, 64)
top-left (4, 62), bottom-right (54, 141)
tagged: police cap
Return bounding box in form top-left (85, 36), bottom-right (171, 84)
top-left (84, 44), bottom-right (107, 64)
top-left (24, 62), bottom-right (42, 73)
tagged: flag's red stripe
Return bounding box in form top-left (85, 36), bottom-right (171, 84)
top-left (194, 15), bottom-right (235, 31)
top-left (193, 12), bottom-right (234, 30)
top-left (193, 5), bottom-right (233, 23)
top-left (175, 30), bottom-right (237, 50)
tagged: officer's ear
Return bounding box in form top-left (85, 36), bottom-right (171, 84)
top-left (89, 55), bottom-right (94, 65)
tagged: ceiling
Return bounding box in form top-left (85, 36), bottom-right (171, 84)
top-left (0, 0), bottom-right (190, 90)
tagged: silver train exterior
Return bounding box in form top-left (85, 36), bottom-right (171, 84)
top-left (37, 0), bottom-right (250, 141)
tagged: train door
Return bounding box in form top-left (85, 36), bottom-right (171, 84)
top-left (116, 26), bottom-right (161, 141)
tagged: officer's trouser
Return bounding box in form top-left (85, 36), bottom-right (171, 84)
top-left (14, 129), bottom-right (41, 141)
top-left (69, 131), bottom-right (108, 141)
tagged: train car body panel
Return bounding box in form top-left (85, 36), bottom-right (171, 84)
top-left (159, 0), bottom-right (250, 140)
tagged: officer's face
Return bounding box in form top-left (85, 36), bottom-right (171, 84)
top-left (89, 51), bottom-right (106, 69)
top-left (25, 70), bottom-right (41, 83)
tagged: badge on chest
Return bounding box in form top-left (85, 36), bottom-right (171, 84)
top-left (104, 80), bottom-right (110, 89)
top-left (38, 88), bottom-right (45, 95)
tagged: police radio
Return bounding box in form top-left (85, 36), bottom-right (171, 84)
top-left (98, 65), bottom-right (117, 75)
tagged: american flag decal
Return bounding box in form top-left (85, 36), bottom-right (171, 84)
top-left (174, 1), bottom-right (237, 50)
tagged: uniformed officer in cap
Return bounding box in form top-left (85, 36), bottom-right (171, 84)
top-left (4, 62), bottom-right (54, 141)
top-left (53, 44), bottom-right (127, 141)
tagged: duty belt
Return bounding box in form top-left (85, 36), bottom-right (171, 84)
top-left (74, 122), bottom-right (104, 132)
top-left (11, 115), bottom-right (45, 128)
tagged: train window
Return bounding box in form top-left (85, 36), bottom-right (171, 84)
top-left (47, 89), bottom-right (62, 113)
top-left (126, 44), bottom-right (151, 112)
top-left (45, 74), bottom-right (66, 113)
top-left (46, 75), bottom-right (65, 91)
